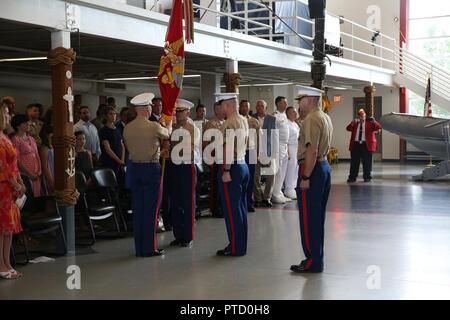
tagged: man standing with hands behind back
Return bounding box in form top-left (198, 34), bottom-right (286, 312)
top-left (291, 85), bottom-right (333, 274)
top-left (346, 109), bottom-right (382, 183)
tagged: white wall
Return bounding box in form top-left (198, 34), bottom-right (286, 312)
top-left (327, 0), bottom-right (401, 69)
top-left (327, 86), bottom-right (400, 160)
top-left (0, 72), bottom-right (200, 116)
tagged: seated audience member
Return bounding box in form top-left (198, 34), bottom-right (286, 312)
top-left (75, 131), bottom-right (94, 181)
top-left (99, 106), bottom-right (125, 183)
top-left (11, 114), bottom-right (42, 197)
top-left (39, 125), bottom-right (55, 196)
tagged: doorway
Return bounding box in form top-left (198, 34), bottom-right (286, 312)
top-left (353, 96), bottom-right (383, 161)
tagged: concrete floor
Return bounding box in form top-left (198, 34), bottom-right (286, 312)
top-left (1, 162), bottom-right (450, 300)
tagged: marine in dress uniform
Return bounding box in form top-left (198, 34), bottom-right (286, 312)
top-left (123, 93), bottom-right (170, 257)
top-left (239, 100), bottom-right (259, 212)
top-left (203, 102), bottom-right (226, 218)
top-left (216, 93), bottom-right (250, 257)
top-left (291, 86), bottom-right (333, 273)
top-left (168, 99), bottom-right (201, 247)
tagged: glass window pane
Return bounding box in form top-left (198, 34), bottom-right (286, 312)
top-left (409, 38), bottom-right (450, 72)
top-left (410, 17), bottom-right (450, 39)
top-left (410, 0), bottom-right (450, 19)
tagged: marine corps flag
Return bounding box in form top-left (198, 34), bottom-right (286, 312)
top-left (158, 0), bottom-right (194, 123)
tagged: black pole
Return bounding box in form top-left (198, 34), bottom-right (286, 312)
top-left (309, 0), bottom-right (327, 89)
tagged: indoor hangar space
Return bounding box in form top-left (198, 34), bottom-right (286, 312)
top-left (0, 0), bottom-right (449, 303)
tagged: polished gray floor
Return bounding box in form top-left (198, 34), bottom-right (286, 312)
top-left (1, 162), bottom-right (450, 300)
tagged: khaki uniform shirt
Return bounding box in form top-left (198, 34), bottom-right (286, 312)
top-left (123, 115), bottom-right (170, 162)
top-left (203, 117), bottom-right (224, 163)
top-left (244, 115), bottom-right (259, 150)
top-left (170, 121), bottom-right (201, 163)
top-left (203, 117), bottom-right (224, 132)
top-left (298, 107), bottom-right (333, 161)
top-left (222, 110), bottom-right (249, 162)
top-left (297, 121), bottom-right (306, 161)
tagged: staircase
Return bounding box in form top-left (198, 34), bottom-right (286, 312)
top-left (394, 44), bottom-right (450, 112)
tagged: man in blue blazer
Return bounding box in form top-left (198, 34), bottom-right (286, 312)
top-left (252, 100), bottom-right (277, 208)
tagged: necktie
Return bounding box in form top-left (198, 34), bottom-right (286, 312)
top-left (358, 121), bottom-right (363, 143)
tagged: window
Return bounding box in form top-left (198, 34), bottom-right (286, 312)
top-left (408, 0), bottom-right (450, 118)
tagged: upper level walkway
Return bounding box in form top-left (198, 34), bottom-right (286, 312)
top-left (0, 0), bottom-right (448, 110)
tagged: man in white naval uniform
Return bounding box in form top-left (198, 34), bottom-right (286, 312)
top-left (271, 96), bottom-right (291, 204)
top-left (284, 106), bottom-right (301, 200)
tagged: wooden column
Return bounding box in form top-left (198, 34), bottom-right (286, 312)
top-left (364, 85), bottom-right (376, 118)
top-left (47, 34), bottom-right (78, 206)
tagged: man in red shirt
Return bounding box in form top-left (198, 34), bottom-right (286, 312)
top-left (346, 109), bottom-right (382, 183)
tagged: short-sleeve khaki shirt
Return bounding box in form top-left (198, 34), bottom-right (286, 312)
top-left (301, 107), bottom-right (333, 160)
top-left (222, 111), bottom-right (249, 161)
top-left (123, 115), bottom-right (170, 162)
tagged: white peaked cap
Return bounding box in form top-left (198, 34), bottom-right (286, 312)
top-left (295, 85), bottom-right (324, 99)
top-left (175, 99), bottom-right (194, 111)
top-left (130, 93), bottom-right (155, 106)
top-left (215, 93), bottom-right (238, 103)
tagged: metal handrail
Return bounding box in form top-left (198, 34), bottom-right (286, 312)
top-left (192, 0), bottom-right (398, 68)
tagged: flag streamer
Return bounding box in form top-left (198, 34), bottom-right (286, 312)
top-left (158, 0), bottom-right (195, 124)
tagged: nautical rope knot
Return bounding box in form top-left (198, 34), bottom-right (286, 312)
top-left (223, 73), bottom-right (241, 93)
top-left (47, 47), bottom-right (77, 66)
top-left (55, 188), bottom-right (80, 206)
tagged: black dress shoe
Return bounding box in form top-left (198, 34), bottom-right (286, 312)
top-left (262, 200), bottom-right (273, 208)
top-left (347, 179), bottom-right (356, 183)
top-left (180, 240), bottom-right (193, 248)
top-left (290, 262), bottom-right (322, 273)
top-left (248, 206), bottom-right (255, 212)
top-left (170, 239), bottom-right (182, 246)
top-left (142, 249), bottom-right (165, 257)
top-left (364, 178), bottom-right (371, 183)
top-left (216, 247), bottom-right (234, 256)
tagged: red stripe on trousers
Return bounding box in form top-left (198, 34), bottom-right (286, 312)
top-left (153, 173), bottom-right (163, 251)
top-left (222, 165), bottom-right (236, 255)
top-left (300, 164), bottom-right (312, 261)
top-left (191, 164), bottom-right (195, 241)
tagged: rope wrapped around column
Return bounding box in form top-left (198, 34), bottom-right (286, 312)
top-left (47, 47), bottom-right (77, 66)
top-left (223, 73), bottom-right (241, 93)
top-left (52, 135), bottom-right (79, 205)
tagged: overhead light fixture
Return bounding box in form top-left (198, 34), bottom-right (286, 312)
top-left (0, 57), bottom-right (47, 62)
top-left (104, 76), bottom-right (157, 81)
top-left (328, 86), bottom-right (348, 90)
top-left (104, 75), bottom-right (201, 81)
top-left (221, 82), bottom-right (293, 88)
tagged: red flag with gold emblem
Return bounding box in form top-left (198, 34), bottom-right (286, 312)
top-left (158, 0), bottom-right (188, 123)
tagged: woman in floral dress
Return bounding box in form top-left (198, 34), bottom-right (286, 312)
top-left (0, 102), bottom-right (25, 280)
top-left (11, 114), bottom-right (42, 197)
